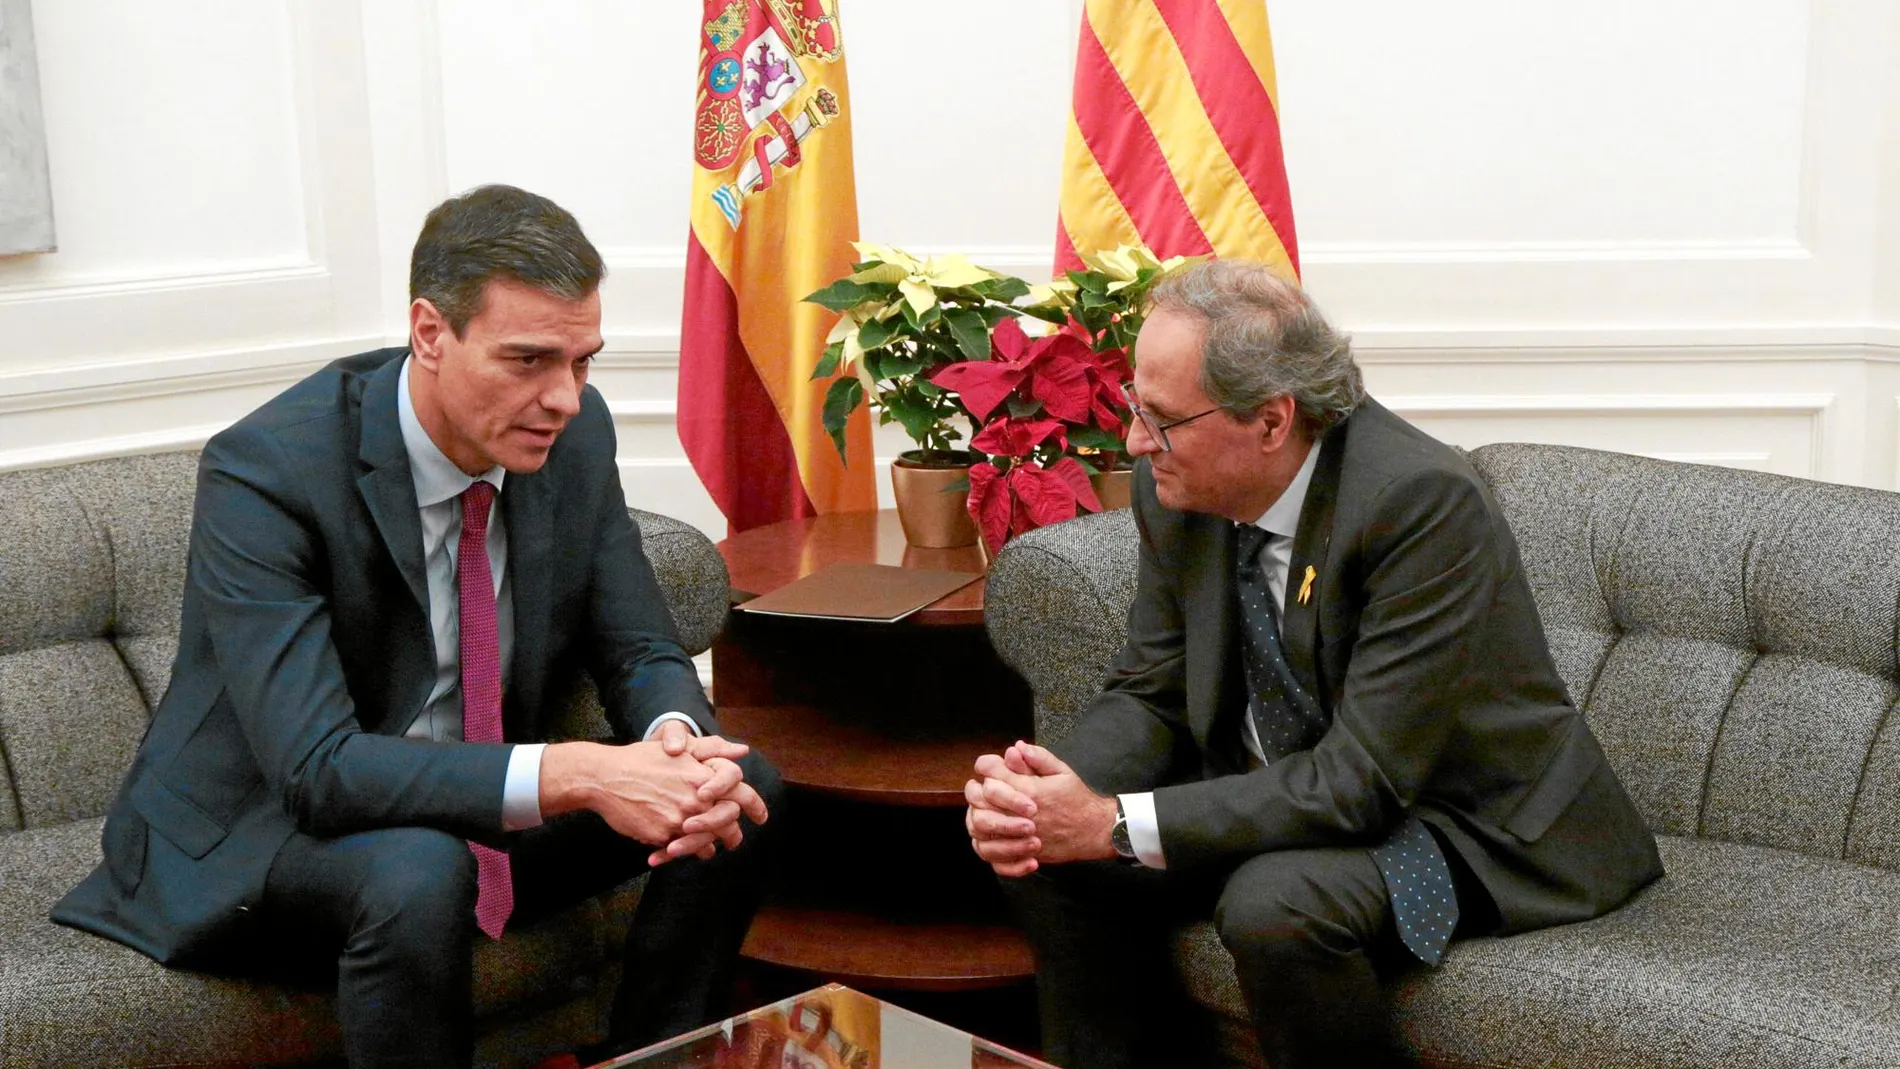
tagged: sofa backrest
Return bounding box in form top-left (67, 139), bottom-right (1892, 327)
top-left (987, 444), bottom-right (1900, 873)
top-left (0, 452), bottom-right (197, 833)
top-left (1468, 443), bottom-right (1900, 871)
top-left (0, 450), bottom-right (729, 835)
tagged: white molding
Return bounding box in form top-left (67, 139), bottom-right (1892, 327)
top-left (0, 260), bottom-right (322, 304)
top-left (1301, 238), bottom-right (1812, 266)
top-left (0, 422), bottom-right (226, 474)
top-left (0, 336), bottom-right (379, 415)
top-left (605, 398), bottom-right (679, 423)
top-left (1381, 393), bottom-right (1835, 417)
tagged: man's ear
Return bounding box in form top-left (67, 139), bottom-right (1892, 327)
top-left (410, 298), bottom-right (449, 369)
top-left (1256, 394), bottom-right (1298, 452)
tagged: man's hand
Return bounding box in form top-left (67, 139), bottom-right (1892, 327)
top-left (646, 721), bottom-right (768, 862)
top-left (965, 741), bottom-right (1119, 878)
top-left (539, 739), bottom-right (769, 865)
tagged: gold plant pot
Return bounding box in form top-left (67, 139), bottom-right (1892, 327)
top-left (891, 451), bottom-right (979, 548)
top-left (1090, 467), bottom-right (1134, 511)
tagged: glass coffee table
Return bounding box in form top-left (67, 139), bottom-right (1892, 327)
top-left (589, 984), bottom-right (1054, 1069)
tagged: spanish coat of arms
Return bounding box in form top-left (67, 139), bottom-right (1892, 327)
top-left (695, 0), bottom-right (843, 228)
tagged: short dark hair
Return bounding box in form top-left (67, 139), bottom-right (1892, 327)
top-left (408, 184), bottom-right (606, 337)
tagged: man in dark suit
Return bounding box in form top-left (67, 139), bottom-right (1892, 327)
top-left (965, 261), bottom-right (1662, 1069)
top-left (53, 185), bottom-right (779, 1069)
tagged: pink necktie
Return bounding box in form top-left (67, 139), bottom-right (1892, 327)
top-left (459, 481), bottom-right (513, 940)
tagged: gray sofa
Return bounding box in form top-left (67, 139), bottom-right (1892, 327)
top-left (0, 450), bottom-right (731, 1068)
top-left (985, 442), bottom-right (1900, 1068)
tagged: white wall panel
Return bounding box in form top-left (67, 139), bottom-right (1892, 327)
top-left (0, 0), bottom-right (308, 281)
top-left (1274, 0), bottom-right (1811, 246)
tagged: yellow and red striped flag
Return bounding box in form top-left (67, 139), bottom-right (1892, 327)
top-left (679, 0), bottom-right (876, 533)
top-left (1055, 0), bottom-right (1300, 281)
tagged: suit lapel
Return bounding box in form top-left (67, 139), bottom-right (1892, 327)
top-left (1200, 516), bottom-right (1242, 754)
top-left (501, 468), bottom-right (554, 743)
top-left (1280, 418), bottom-right (1349, 704)
top-left (356, 357), bottom-right (429, 615)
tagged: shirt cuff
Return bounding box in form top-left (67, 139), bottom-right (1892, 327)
top-left (643, 711), bottom-right (703, 741)
top-left (501, 744), bottom-right (546, 832)
top-left (1119, 791), bottom-right (1167, 869)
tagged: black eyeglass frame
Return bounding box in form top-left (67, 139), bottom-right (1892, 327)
top-left (1121, 382), bottom-right (1222, 453)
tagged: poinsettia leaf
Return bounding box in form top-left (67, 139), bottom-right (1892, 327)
top-left (973, 417), bottom-right (1067, 457)
top-left (1011, 465), bottom-right (1081, 530)
top-left (967, 463), bottom-right (1013, 556)
top-left (977, 305), bottom-right (1021, 328)
top-left (878, 348), bottom-right (928, 379)
top-left (1069, 269), bottom-right (1109, 295)
top-left (942, 306), bottom-right (991, 363)
top-left (1050, 456), bottom-right (1103, 512)
top-left (971, 276), bottom-right (1031, 302)
top-left (929, 361), bottom-right (1024, 422)
top-left (805, 279), bottom-right (890, 311)
top-left (989, 317), bottom-right (1030, 362)
top-left (1068, 424), bottom-right (1126, 453)
top-left (811, 340), bottom-right (843, 381)
top-left (1005, 395), bottom-right (1043, 419)
top-left (1017, 304), bottom-right (1069, 326)
top-left (858, 315), bottom-right (904, 351)
top-left (821, 377), bottom-right (864, 461)
top-left (884, 389), bottom-right (945, 446)
top-left (1026, 351), bottom-right (1093, 424)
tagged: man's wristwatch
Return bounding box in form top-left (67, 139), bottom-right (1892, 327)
top-left (1110, 798), bottom-right (1139, 863)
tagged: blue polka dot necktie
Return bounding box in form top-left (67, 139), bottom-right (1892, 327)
top-left (1234, 524), bottom-right (1459, 965)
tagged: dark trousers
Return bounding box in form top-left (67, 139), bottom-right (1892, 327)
top-left (1004, 841), bottom-right (1493, 1069)
top-left (256, 751), bottom-right (781, 1069)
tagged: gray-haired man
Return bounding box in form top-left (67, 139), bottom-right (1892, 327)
top-left (966, 261), bottom-right (1660, 1068)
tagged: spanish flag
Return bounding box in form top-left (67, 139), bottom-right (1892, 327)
top-left (1055, 0), bottom-right (1300, 281)
top-left (679, 0), bottom-right (876, 533)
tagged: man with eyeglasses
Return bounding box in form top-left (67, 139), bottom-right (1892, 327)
top-left (964, 260), bottom-right (1661, 1069)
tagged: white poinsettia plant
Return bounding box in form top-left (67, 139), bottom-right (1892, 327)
top-left (804, 242), bottom-right (1030, 461)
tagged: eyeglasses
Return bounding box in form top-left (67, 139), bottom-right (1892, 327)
top-left (1121, 382), bottom-right (1221, 453)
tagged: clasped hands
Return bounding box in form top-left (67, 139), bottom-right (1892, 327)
top-left (964, 740), bottom-right (1118, 877)
top-left (541, 719), bottom-right (768, 868)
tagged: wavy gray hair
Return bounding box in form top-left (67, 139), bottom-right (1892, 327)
top-left (1146, 260), bottom-right (1364, 437)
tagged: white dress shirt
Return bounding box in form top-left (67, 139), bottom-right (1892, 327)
top-left (1118, 441), bottom-right (1321, 868)
top-left (395, 358), bottom-right (697, 832)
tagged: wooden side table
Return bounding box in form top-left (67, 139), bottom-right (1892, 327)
top-left (714, 510), bottom-right (1036, 992)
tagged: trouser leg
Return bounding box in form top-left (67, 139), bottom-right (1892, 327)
top-left (509, 750), bottom-right (784, 1051)
top-left (1213, 847), bottom-right (1411, 1069)
top-left (262, 827), bottom-right (478, 1069)
top-left (1000, 861), bottom-right (1194, 1069)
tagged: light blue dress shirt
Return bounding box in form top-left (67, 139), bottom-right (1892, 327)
top-left (395, 358), bottom-right (698, 832)
top-left (1119, 440), bottom-right (1320, 868)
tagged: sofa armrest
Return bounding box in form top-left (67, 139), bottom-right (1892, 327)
top-left (984, 510), bottom-right (1141, 744)
top-left (628, 507), bottom-right (730, 657)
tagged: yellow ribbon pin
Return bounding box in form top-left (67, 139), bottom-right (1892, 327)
top-left (1298, 565), bottom-right (1316, 605)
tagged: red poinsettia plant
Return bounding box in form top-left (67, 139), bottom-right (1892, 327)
top-left (929, 318), bottom-right (1132, 553)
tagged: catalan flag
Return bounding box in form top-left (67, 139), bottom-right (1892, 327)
top-left (679, 0), bottom-right (876, 532)
top-left (1055, 0), bottom-right (1300, 281)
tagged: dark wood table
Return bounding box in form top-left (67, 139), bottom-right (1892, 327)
top-left (715, 510), bottom-right (1036, 992)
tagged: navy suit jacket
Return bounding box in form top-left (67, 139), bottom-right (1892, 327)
top-left (53, 348), bottom-right (714, 964)
top-left (1057, 399), bottom-right (1662, 932)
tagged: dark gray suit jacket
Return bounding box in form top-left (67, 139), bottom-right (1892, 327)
top-left (1059, 398), bottom-right (1662, 932)
top-left (53, 348), bottom-right (714, 964)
